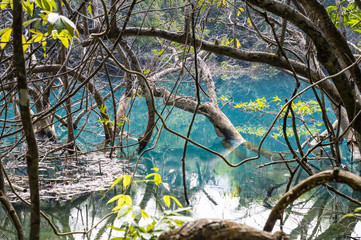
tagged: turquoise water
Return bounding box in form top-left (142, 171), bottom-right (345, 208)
top-left (1, 73), bottom-right (360, 239)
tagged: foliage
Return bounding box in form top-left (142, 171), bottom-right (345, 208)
top-left (221, 95), bottom-right (324, 139)
top-left (107, 168), bottom-right (193, 240)
top-left (342, 207), bottom-right (361, 219)
top-left (327, 2), bottom-right (361, 34)
top-left (97, 104), bottom-right (129, 128)
top-left (0, 0), bottom-right (78, 52)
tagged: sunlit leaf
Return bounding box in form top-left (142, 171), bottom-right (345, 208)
top-left (247, 18), bottom-right (252, 27)
top-left (22, 0), bottom-right (34, 16)
top-left (59, 15), bottom-right (77, 36)
top-left (110, 175), bottom-right (125, 189)
top-left (42, 40), bottom-right (46, 57)
top-left (0, 0), bottom-right (10, 10)
top-left (0, 28), bottom-right (12, 49)
top-left (163, 195), bottom-right (171, 207)
top-left (87, 4), bottom-right (92, 14)
top-left (342, 213), bottom-right (354, 218)
top-left (23, 18), bottom-right (39, 28)
top-left (145, 224), bottom-right (154, 232)
top-left (123, 174), bottom-right (131, 188)
top-left (141, 210), bottom-right (149, 219)
top-left (145, 173), bottom-right (156, 179)
top-left (22, 35), bottom-right (30, 53)
top-left (153, 174), bottom-right (162, 186)
top-left (273, 95), bottom-right (281, 102)
top-left (107, 225), bottom-right (122, 231)
top-left (220, 95), bottom-right (228, 101)
top-left (107, 194), bottom-right (123, 204)
top-left (170, 196), bottom-right (183, 208)
top-left (158, 48), bottom-right (164, 55)
top-left (57, 35), bottom-right (69, 48)
top-left (236, 38), bottom-right (241, 48)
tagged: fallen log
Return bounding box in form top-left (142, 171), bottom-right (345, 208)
top-left (158, 219), bottom-right (289, 240)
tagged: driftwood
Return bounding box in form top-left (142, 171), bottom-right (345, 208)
top-left (158, 219), bottom-right (289, 240)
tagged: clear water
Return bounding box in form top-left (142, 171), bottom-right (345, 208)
top-left (1, 73), bottom-right (360, 239)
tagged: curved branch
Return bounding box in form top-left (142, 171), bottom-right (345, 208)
top-left (244, 0), bottom-right (361, 126)
top-left (31, 65), bottom-right (113, 142)
top-left (263, 168), bottom-right (361, 232)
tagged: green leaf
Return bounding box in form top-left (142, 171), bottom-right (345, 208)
top-left (143, 69), bottom-right (150, 74)
top-left (22, 35), bottom-right (30, 53)
top-left (0, 0), bottom-right (10, 10)
top-left (42, 40), bottom-right (47, 56)
top-left (163, 195), bottom-right (171, 207)
top-left (110, 175), bottom-right (125, 189)
top-left (22, 0), bottom-right (34, 16)
top-left (59, 16), bottom-right (77, 36)
top-left (141, 209), bottom-right (149, 219)
top-left (342, 213), bottom-right (354, 218)
top-left (87, 4), bottom-right (92, 14)
top-left (23, 18), bottom-right (39, 28)
top-left (273, 95), bottom-right (281, 102)
top-left (123, 174), bottom-right (131, 188)
top-left (145, 224), bottom-right (154, 232)
top-left (107, 194), bottom-right (123, 204)
top-left (236, 38), bottom-right (241, 48)
top-left (48, 0), bottom-right (57, 11)
top-left (326, 6), bottom-right (337, 13)
top-left (114, 204), bottom-right (131, 217)
top-left (158, 48), bottom-right (164, 55)
top-left (0, 28), bottom-right (12, 49)
top-left (145, 173), bottom-right (156, 179)
top-left (154, 174), bottom-right (162, 186)
top-left (170, 196), bottom-right (183, 208)
top-left (107, 225), bottom-right (122, 231)
top-left (35, 0), bottom-right (51, 11)
top-left (220, 95), bottom-right (228, 101)
top-left (59, 36), bottom-right (69, 48)
top-left (123, 195), bottom-right (132, 205)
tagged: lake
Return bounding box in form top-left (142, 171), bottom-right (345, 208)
top-left (1, 73), bottom-right (360, 239)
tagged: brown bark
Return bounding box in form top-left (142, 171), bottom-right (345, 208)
top-left (13, 0), bottom-right (40, 239)
top-left (117, 39), bottom-right (156, 152)
top-left (245, 0), bottom-right (361, 149)
top-left (158, 219), bottom-right (288, 240)
top-left (0, 191), bottom-right (25, 240)
top-left (105, 26), bottom-right (345, 108)
top-left (31, 65), bottom-right (113, 144)
top-left (56, 0), bottom-right (75, 153)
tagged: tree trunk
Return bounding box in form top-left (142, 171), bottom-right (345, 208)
top-left (13, 0), bottom-right (40, 239)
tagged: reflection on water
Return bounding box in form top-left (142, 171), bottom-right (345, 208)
top-left (2, 138), bottom-right (360, 239)
top-left (2, 74), bottom-right (361, 239)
